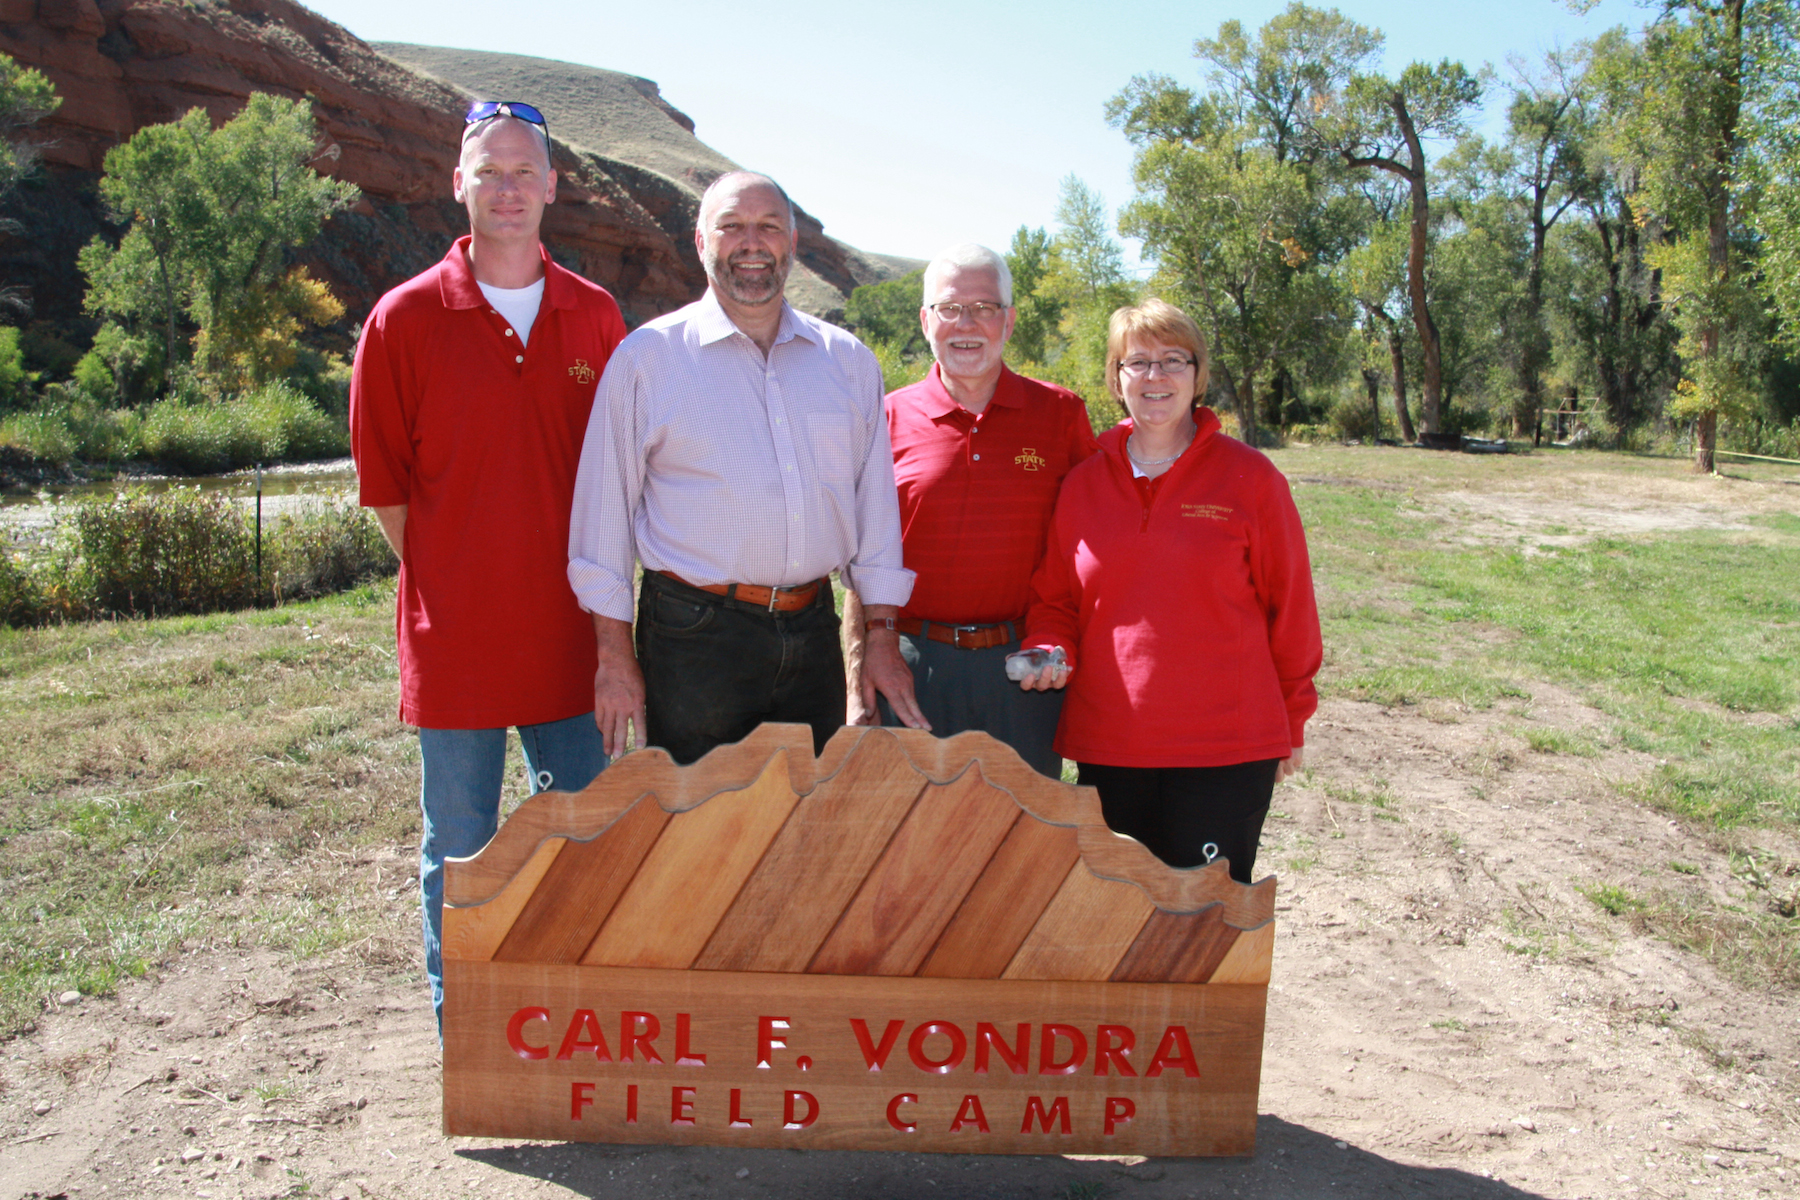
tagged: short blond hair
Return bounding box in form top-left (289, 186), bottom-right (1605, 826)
top-left (1104, 298), bottom-right (1210, 402)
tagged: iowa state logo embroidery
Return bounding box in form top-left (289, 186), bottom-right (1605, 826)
top-left (568, 359), bottom-right (597, 384)
top-left (1013, 447), bottom-right (1048, 472)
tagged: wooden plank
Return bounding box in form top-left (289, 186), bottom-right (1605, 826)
top-left (884, 728), bottom-right (1095, 826)
top-left (442, 837), bottom-right (564, 963)
top-left (917, 812), bottom-right (1081, 980)
top-left (1001, 861), bottom-right (1156, 982)
top-left (1207, 921), bottom-right (1275, 985)
top-left (492, 798), bottom-right (671, 965)
top-left (695, 729), bottom-right (927, 973)
top-left (442, 961), bottom-right (1266, 1156)
top-left (807, 766), bottom-right (1019, 977)
top-left (446, 725), bottom-right (815, 907)
top-left (1076, 825), bottom-right (1277, 928)
top-left (581, 756), bottom-right (800, 969)
top-left (1109, 907), bottom-right (1240, 984)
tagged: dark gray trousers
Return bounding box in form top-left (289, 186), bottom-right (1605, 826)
top-left (879, 624), bottom-right (1065, 778)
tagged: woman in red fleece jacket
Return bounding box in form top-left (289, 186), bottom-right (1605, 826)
top-left (1018, 298), bottom-right (1321, 883)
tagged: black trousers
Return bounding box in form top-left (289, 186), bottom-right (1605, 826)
top-left (877, 626), bottom-right (1066, 779)
top-left (636, 571), bottom-right (845, 766)
top-left (1077, 760), bottom-right (1280, 884)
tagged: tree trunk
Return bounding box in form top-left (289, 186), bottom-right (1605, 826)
top-left (1238, 366), bottom-right (1259, 448)
top-left (1391, 97), bottom-right (1444, 434)
top-left (1388, 326), bottom-right (1415, 442)
top-left (1362, 367), bottom-right (1383, 440)
top-left (1693, 0), bottom-right (1744, 475)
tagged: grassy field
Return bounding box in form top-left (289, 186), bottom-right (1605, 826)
top-left (0, 444), bottom-right (1795, 1038)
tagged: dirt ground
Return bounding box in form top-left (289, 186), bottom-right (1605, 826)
top-left (3, 688), bottom-right (1795, 1200)
top-left (3, 458), bottom-right (1798, 1200)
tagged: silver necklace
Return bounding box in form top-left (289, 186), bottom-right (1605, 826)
top-left (1127, 433), bottom-right (1188, 467)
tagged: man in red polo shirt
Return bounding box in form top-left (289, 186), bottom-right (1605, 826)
top-left (350, 102), bottom-right (627, 1029)
top-left (844, 243), bottom-right (1098, 776)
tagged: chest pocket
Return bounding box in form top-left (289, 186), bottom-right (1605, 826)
top-left (806, 412), bottom-right (855, 480)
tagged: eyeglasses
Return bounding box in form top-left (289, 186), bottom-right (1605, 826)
top-left (1119, 355), bottom-right (1196, 377)
top-left (928, 301), bottom-right (1007, 323)
top-left (464, 101), bottom-right (550, 139)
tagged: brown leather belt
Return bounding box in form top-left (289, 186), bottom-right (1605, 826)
top-left (895, 616), bottom-right (1017, 651)
top-left (657, 570), bottom-right (824, 613)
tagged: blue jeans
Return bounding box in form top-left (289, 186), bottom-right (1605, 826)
top-left (417, 712), bottom-right (608, 1030)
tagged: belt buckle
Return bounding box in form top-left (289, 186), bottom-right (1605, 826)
top-left (952, 623), bottom-right (981, 648)
top-left (768, 586), bottom-right (784, 613)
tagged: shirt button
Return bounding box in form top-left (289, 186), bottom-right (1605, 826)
top-left (515, 355), bottom-right (524, 364)
top-left (504, 328), bottom-right (514, 337)
top-left (973, 453), bottom-right (981, 461)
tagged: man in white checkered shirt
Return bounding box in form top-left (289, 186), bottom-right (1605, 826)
top-left (568, 171), bottom-right (928, 764)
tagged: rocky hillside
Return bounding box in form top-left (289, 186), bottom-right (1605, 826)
top-left (0, 0), bottom-right (914, 368)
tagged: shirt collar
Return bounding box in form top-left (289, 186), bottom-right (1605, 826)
top-left (918, 362), bottom-right (1024, 418)
top-left (694, 288), bottom-right (810, 348)
top-left (438, 236), bottom-right (572, 310)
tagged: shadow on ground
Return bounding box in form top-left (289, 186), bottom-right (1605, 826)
top-left (456, 1115), bottom-right (1548, 1198)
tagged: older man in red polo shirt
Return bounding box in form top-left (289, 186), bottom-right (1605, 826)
top-left (844, 243), bottom-right (1098, 776)
top-left (351, 102), bottom-right (627, 1030)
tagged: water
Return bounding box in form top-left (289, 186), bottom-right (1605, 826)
top-left (1, 458), bottom-right (360, 544)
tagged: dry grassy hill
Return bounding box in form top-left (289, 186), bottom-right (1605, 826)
top-left (375, 43), bottom-right (921, 319)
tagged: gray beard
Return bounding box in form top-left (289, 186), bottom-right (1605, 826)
top-left (708, 254), bottom-right (788, 307)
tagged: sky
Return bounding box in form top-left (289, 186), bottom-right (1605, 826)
top-left (302, 0), bottom-right (1652, 267)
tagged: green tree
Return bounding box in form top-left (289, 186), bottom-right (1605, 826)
top-left (843, 268), bottom-right (925, 356)
top-left (1604, 0), bottom-right (1793, 470)
top-left (80, 93), bottom-right (358, 392)
top-left (1004, 225), bottom-right (1061, 365)
top-left (0, 52), bottom-right (58, 206)
top-left (1309, 59), bottom-right (1485, 434)
top-left (1039, 176), bottom-right (1136, 412)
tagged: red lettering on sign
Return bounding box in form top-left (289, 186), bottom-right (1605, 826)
top-left (620, 1012), bottom-right (663, 1064)
top-left (1103, 1095), bottom-right (1136, 1135)
top-left (756, 1016), bottom-right (790, 1068)
top-left (850, 1018), bottom-right (904, 1070)
top-left (1094, 1025), bottom-right (1138, 1076)
top-left (675, 1012), bottom-right (706, 1067)
top-left (570, 1081), bottom-right (594, 1120)
top-left (625, 1083), bottom-right (639, 1124)
top-left (1146, 1024), bottom-right (1200, 1078)
top-left (974, 1022), bottom-right (1029, 1075)
top-left (949, 1094), bottom-right (990, 1133)
top-left (671, 1086), bottom-right (696, 1126)
top-left (1021, 1095), bottom-right (1071, 1134)
top-left (555, 1010), bottom-right (613, 1062)
top-left (506, 1006), bottom-right (549, 1060)
top-left (908, 1021), bottom-right (967, 1074)
top-left (885, 1093), bottom-right (918, 1132)
top-left (783, 1090), bottom-right (818, 1130)
top-left (728, 1087), bottom-right (752, 1128)
top-left (1039, 1024), bottom-right (1087, 1075)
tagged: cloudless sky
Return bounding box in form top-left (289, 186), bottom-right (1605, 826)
top-left (303, 0), bottom-right (1650, 266)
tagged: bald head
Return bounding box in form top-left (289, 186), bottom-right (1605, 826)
top-left (460, 114), bottom-right (552, 173)
top-left (699, 171), bottom-right (795, 233)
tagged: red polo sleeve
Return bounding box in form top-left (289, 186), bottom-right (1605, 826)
top-left (350, 301), bottom-right (415, 509)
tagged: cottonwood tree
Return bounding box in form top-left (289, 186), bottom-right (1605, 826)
top-left (0, 53), bottom-right (60, 319)
top-left (81, 93), bottom-right (358, 392)
top-left (1602, 0), bottom-right (1794, 470)
top-left (1308, 59), bottom-right (1484, 435)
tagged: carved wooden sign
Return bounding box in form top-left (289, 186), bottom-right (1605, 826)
top-left (442, 724), bottom-right (1276, 1156)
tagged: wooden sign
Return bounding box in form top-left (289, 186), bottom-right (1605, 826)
top-left (442, 724), bottom-right (1276, 1156)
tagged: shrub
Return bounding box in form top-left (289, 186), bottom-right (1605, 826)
top-left (59, 487), bottom-right (258, 618)
top-left (138, 383), bottom-right (346, 474)
top-left (0, 326), bottom-right (30, 410)
top-left (265, 497), bottom-right (394, 603)
top-left (1327, 391), bottom-right (1381, 442)
top-left (1, 488), bottom-right (394, 626)
top-left (0, 386), bottom-right (142, 465)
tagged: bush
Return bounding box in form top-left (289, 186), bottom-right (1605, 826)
top-left (138, 383), bottom-right (346, 474)
top-left (0, 488), bottom-right (395, 626)
top-left (265, 497), bottom-right (394, 603)
top-left (59, 488), bottom-right (258, 618)
top-left (0, 385), bottom-right (142, 465)
top-left (1326, 391), bottom-right (1381, 442)
top-left (0, 326), bottom-right (30, 410)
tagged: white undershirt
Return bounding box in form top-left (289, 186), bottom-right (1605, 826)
top-left (477, 277), bottom-right (545, 347)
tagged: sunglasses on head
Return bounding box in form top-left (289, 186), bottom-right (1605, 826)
top-left (464, 101), bottom-right (549, 138)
